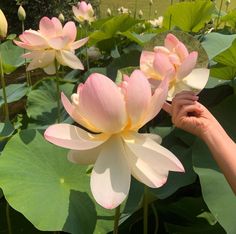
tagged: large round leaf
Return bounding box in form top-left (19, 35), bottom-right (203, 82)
top-left (0, 130), bottom-right (97, 233)
top-left (163, 0), bottom-right (214, 33)
top-left (192, 94), bottom-right (236, 234)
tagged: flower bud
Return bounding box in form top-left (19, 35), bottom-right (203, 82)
top-left (154, 10), bottom-right (158, 15)
top-left (107, 8), bottom-right (112, 16)
top-left (58, 13), bottom-right (65, 22)
top-left (0, 9), bottom-right (8, 39)
top-left (149, 0), bottom-right (153, 6)
top-left (138, 10), bottom-right (143, 19)
top-left (18, 5), bottom-right (26, 21)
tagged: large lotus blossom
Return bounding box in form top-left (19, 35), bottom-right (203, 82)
top-left (140, 33), bottom-right (209, 100)
top-left (72, 1), bottom-right (95, 23)
top-left (44, 70), bottom-right (184, 209)
top-left (14, 16), bottom-right (88, 74)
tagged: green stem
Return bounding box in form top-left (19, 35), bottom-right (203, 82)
top-left (22, 21), bottom-right (32, 87)
top-left (84, 23), bottom-right (90, 71)
top-left (113, 205), bottom-right (120, 234)
top-left (134, 0), bottom-right (138, 19)
top-left (216, 0), bottom-right (223, 30)
top-left (55, 60), bottom-right (61, 123)
top-left (169, 0), bottom-right (174, 30)
top-left (143, 185), bottom-right (148, 234)
top-left (0, 47), bottom-right (9, 121)
top-left (151, 203), bottom-right (159, 234)
top-left (6, 203), bottom-right (12, 234)
top-left (148, 4), bottom-right (152, 20)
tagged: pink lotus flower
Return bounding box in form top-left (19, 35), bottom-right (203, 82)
top-left (72, 1), bottom-right (95, 23)
top-left (44, 70), bottom-right (184, 209)
top-left (14, 17), bottom-right (88, 74)
top-left (140, 33), bottom-right (209, 100)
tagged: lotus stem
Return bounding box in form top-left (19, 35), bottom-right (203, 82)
top-left (151, 203), bottom-right (159, 234)
top-left (169, 0), bottom-right (174, 29)
top-left (134, 0), bottom-right (138, 19)
top-left (6, 202), bottom-right (12, 234)
top-left (113, 205), bottom-right (120, 234)
top-left (216, 0), bottom-right (223, 30)
top-left (143, 185), bottom-right (148, 234)
top-left (54, 60), bottom-right (61, 123)
top-left (21, 21), bottom-right (32, 87)
top-left (0, 47), bottom-right (9, 121)
top-left (84, 23), bottom-right (90, 71)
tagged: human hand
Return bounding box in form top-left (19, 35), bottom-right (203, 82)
top-left (162, 91), bottom-right (221, 140)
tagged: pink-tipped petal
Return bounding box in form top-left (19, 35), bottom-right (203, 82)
top-left (79, 73), bottom-right (127, 133)
top-left (175, 42), bottom-right (189, 61)
top-left (140, 51), bottom-right (160, 79)
top-left (39, 17), bottom-right (57, 37)
top-left (44, 123), bottom-right (107, 150)
top-left (177, 51), bottom-right (198, 79)
top-left (72, 37), bottom-right (89, 50)
top-left (142, 74), bottom-right (169, 125)
top-left (56, 50), bottom-right (84, 70)
top-left (123, 132), bottom-right (184, 187)
top-left (164, 33), bottom-right (179, 51)
top-left (67, 147), bottom-right (101, 165)
top-left (91, 136), bottom-right (131, 209)
top-left (63, 21), bottom-right (76, 42)
top-left (61, 92), bottom-right (101, 133)
top-left (153, 53), bottom-right (175, 77)
top-left (18, 30), bottom-right (48, 49)
top-left (124, 70), bottom-right (151, 129)
top-left (51, 17), bottom-right (63, 32)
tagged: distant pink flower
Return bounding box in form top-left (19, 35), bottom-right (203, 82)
top-left (140, 33), bottom-right (209, 100)
top-left (44, 70), bottom-right (184, 209)
top-left (73, 1), bottom-right (95, 23)
top-left (14, 16), bottom-right (88, 74)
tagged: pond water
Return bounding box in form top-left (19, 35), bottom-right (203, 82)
top-left (100, 0), bottom-right (236, 18)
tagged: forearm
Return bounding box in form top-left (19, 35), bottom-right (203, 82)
top-left (202, 123), bottom-right (236, 195)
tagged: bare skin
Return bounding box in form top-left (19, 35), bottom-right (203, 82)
top-left (163, 91), bottom-right (236, 195)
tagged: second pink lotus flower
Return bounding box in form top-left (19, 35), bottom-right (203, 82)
top-left (14, 16), bottom-right (88, 74)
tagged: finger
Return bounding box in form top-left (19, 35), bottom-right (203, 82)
top-left (172, 99), bottom-right (198, 119)
top-left (162, 102), bottom-right (172, 115)
top-left (174, 90), bottom-right (196, 97)
top-left (173, 103), bottom-right (202, 123)
top-left (173, 93), bottom-right (199, 102)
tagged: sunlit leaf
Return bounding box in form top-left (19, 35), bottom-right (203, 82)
top-left (214, 38), bottom-right (236, 67)
top-left (163, 0), bottom-right (214, 32)
top-left (210, 64), bottom-right (236, 80)
top-left (0, 130), bottom-right (97, 233)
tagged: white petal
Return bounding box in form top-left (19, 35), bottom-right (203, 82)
top-left (67, 147), bottom-right (101, 165)
top-left (123, 132), bottom-right (184, 188)
top-left (91, 135), bottom-right (131, 209)
top-left (168, 68), bottom-right (209, 101)
top-left (182, 68), bottom-right (209, 93)
top-left (44, 123), bottom-right (108, 150)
